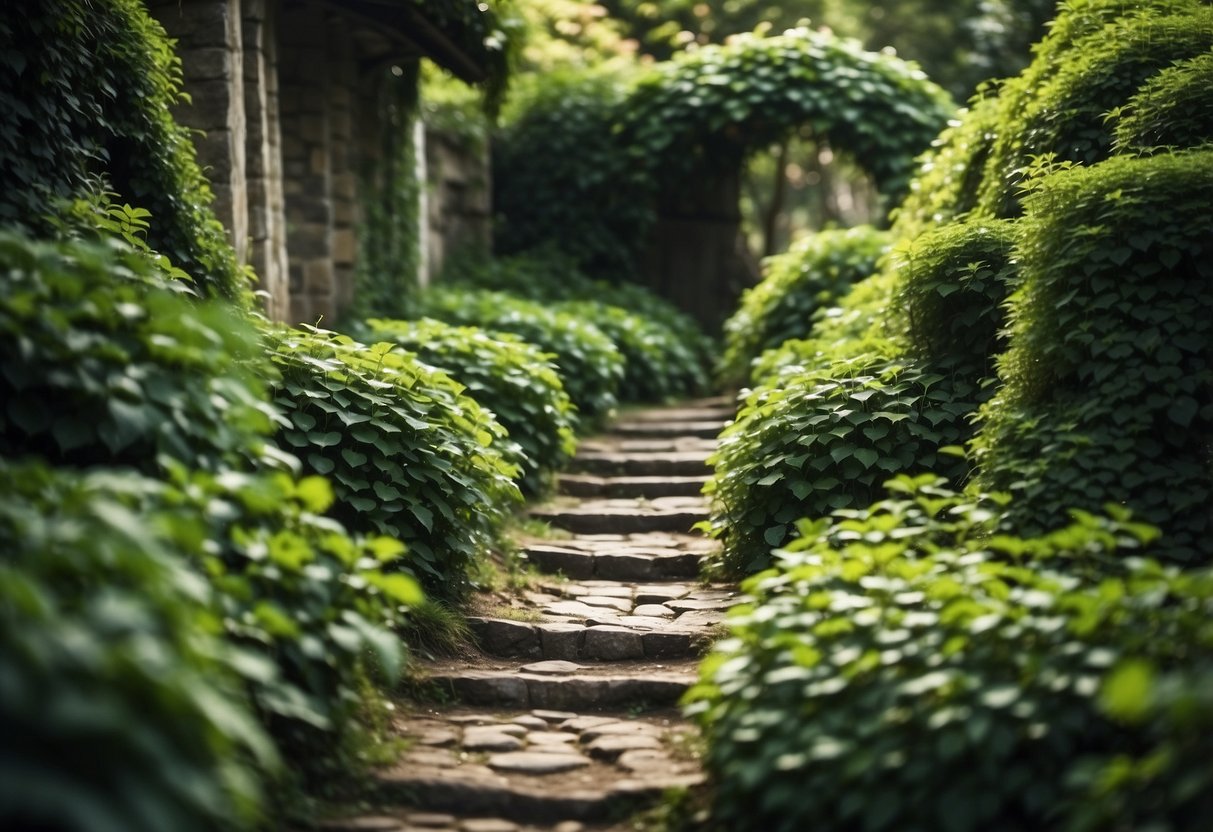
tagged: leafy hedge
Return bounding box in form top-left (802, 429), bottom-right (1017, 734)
top-left (708, 220), bottom-right (1017, 574)
top-left (266, 325), bottom-right (520, 595)
top-left (719, 226), bottom-right (890, 385)
top-left (0, 461), bottom-right (274, 832)
top-left (975, 1), bottom-right (1213, 217)
top-left (973, 151), bottom-right (1213, 564)
top-left (0, 0), bottom-right (243, 298)
top-left (441, 248), bottom-right (716, 378)
top-left (1112, 51), bottom-right (1213, 154)
top-left (0, 233), bottom-right (274, 475)
top-left (415, 287), bottom-right (624, 425)
top-left (365, 317), bottom-right (576, 496)
top-left (688, 475), bottom-right (1213, 832)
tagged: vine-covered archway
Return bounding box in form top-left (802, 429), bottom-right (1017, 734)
top-left (493, 27), bottom-right (954, 327)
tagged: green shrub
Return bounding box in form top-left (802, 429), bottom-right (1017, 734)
top-left (719, 226), bottom-right (891, 386)
top-left (0, 233), bottom-right (274, 475)
top-left (704, 356), bottom-right (975, 574)
top-left (687, 474), bottom-right (1213, 832)
top-left (365, 317), bottom-right (576, 496)
top-left (441, 248), bottom-right (717, 376)
top-left (150, 464), bottom-right (420, 778)
top-left (973, 150), bottom-right (1213, 564)
top-left (415, 288), bottom-right (624, 425)
top-left (709, 220), bottom-right (1017, 575)
top-left (266, 324), bottom-right (520, 595)
top-left (493, 69), bottom-right (652, 277)
top-left (890, 92), bottom-right (1000, 242)
top-left (554, 300), bottom-right (707, 403)
top-left (0, 461), bottom-right (274, 832)
top-left (1112, 51), bottom-right (1213, 153)
top-left (894, 219), bottom-right (1018, 375)
top-left (976, 1), bottom-right (1213, 217)
top-left (0, 0), bottom-right (243, 298)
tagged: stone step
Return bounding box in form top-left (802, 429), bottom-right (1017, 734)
top-left (611, 419), bottom-right (728, 439)
top-left (420, 659), bottom-right (700, 712)
top-left (576, 436), bottom-right (718, 454)
top-left (618, 405), bottom-right (736, 423)
top-left (467, 582), bottom-right (733, 661)
top-left (567, 450), bottom-right (711, 478)
top-left (372, 708), bottom-right (704, 826)
top-left (519, 532), bottom-right (716, 581)
top-left (529, 497), bottom-right (708, 536)
top-left (556, 473), bottom-right (709, 499)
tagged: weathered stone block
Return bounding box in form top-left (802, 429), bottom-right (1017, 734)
top-left (582, 626), bottom-right (643, 661)
top-left (181, 78), bottom-right (236, 131)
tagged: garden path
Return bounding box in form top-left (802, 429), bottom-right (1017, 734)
top-left (323, 397), bottom-right (737, 832)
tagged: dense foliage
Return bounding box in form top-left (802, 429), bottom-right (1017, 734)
top-left (688, 475), bottom-right (1213, 832)
top-left (0, 461), bottom-right (274, 832)
top-left (415, 287), bottom-right (624, 425)
top-left (973, 151), bottom-right (1213, 564)
top-left (365, 317), bottom-right (577, 496)
top-left (266, 325), bottom-right (520, 595)
top-left (0, 0), bottom-right (243, 298)
top-left (494, 27), bottom-right (952, 278)
top-left (441, 248), bottom-right (716, 373)
top-left (0, 233), bottom-right (274, 475)
top-left (707, 220), bottom-right (1017, 573)
top-left (1112, 51), bottom-right (1213, 153)
top-left (719, 226), bottom-right (890, 385)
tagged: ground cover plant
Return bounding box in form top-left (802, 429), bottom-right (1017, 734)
top-left (414, 287), bottom-right (624, 426)
top-left (266, 324), bottom-right (520, 595)
top-left (718, 225), bottom-right (891, 386)
top-left (687, 475), bottom-right (1213, 832)
top-left (365, 316), bottom-right (577, 496)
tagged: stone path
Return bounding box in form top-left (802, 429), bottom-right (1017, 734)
top-left (321, 398), bottom-right (735, 832)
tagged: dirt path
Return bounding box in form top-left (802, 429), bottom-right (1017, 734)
top-left (320, 398), bottom-right (735, 832)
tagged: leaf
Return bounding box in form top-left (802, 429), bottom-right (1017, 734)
top-left (1099, 659), bottom-right (1154, 723)
top-left (296, 476), bottom-right (334, 514)
top-left (764, 524), bottom-right (787, 547)
top-left (369, 572), bottom-right (424, 606)
top-left (853, 448), bottom-right (879, 469)
top-left (411, 504), bottom-right (434, 532)
top-left (341, 448), bottom-right (368, 467)
top-left (307, 453), bottom-right (335, 475)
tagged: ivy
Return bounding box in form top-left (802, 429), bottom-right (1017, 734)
top-left (688, 475), bottom-right (1212, 832)
top-left (973, 150), bottom-right (1213, 564)
top-left (415, 287), bottom-right (625, 427)
top-left (719, 226), bottom-right (890, 386)
top-left (265, 324), bottom-right (520, 596)
top-left (1111, 51), bottom-right (1213, 154)
top-left (365, 317), bottom-right (577, 497)
top-left (0, 0), bottom-right (243, 299)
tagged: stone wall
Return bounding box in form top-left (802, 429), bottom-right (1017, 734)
top-left (148, 0), bottom-right (482, 325)
top-left (424, 129), bottom-right (491, 282)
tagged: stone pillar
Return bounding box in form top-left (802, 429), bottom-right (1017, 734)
top-left (242, 0), bottom-right (289, 320)
top-left (425, 128), bottom-right (491, 283)
top-left (148, 0), bottom-right (249, 265)
top-left (278, 6), bottom-right (334, 325)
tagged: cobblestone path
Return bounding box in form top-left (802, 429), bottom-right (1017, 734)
top-left (323, 397), bottom-right (736, 832)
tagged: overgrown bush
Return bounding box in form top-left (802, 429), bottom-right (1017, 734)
top-left (441, 248), bottom-right (716, 377)
top-left (266, 324), bottom-right (520, 594)
top-left (687, 474), bottom-right (1213, 832)
top-left (415, 288), bottom-right (624, 425)
top-left (365, 317), bottom-right (576, 496)
top-left (976, 1), bottom-right (1213, 217)
top-left (719, 226), bottom-right (890, 385)
top-left (0, 461), bottom-right (274, 832)
top-left (554, 300), bottom-right (707, 402)
top-left (973, 151), bottom-right (1213, 564)
top-left (705, 356), bottom-right (974, 574)
top-left (709, 220), bottom-right (1017, 574)
top-left (1112, 51), bottom-right (1213, 154)
top-left (0, 233), bottom-right (275, 475)
top-left (0, 0), bottom-right (243, 298)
